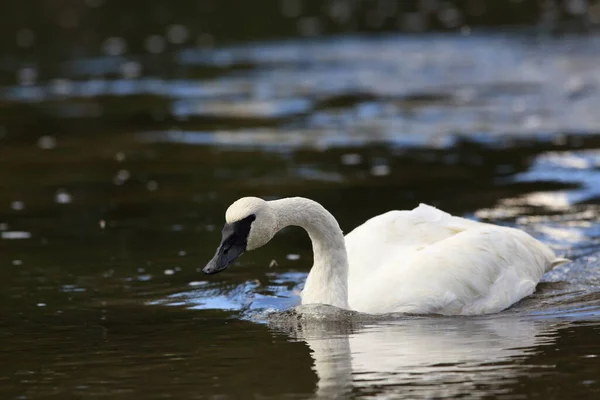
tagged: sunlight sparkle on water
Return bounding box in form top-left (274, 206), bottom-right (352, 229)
top-left (55, 190), bottom-right (72, 204)
top-left (1, 231), bottom-right (32, 240)
top-left (11, 201), bottom-right (25, 211)
top-left (37, 136), bottom-right (56, 150)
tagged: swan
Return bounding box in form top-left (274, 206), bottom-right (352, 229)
top-left (202, 196), bottom-right (568, 315)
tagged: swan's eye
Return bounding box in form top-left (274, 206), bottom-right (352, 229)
top-left (221, 240), bottom-right (235, 254)
top-left (217, 214), bottom-right (255, 258)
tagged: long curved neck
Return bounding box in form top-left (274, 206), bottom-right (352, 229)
top-left (269, 197), bottom-right (350, 310)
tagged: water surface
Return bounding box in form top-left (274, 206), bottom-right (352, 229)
top-left (1, 32), bottom-right (600, 399)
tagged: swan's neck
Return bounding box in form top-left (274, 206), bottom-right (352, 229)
top-left (270, 197), bottom-right (350, 310)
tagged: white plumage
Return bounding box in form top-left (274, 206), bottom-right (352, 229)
top-left (345, 204), bottom-right (565, 315)
top-left (207, 197), bottom-right (568, 315)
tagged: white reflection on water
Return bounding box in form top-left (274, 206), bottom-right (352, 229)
top-left (269, 299), bottom-right (598, 398)
top-left (277, 308), bottom-right (563, 399)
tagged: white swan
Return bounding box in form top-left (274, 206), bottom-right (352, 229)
top-left (203, 197), bottom-right (568, 315)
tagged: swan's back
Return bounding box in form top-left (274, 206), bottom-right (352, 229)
top-left (345, 204), bottom-right (486, 282)
top-left (344, 204), bottom-right (562, 315)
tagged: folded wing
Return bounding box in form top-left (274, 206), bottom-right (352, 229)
top-left (345, 204), bottom-right (560, 315)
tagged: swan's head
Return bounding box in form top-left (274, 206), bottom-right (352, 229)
top-left (203, 197), bottom-right (277, 275)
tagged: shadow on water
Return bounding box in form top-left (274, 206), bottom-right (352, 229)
top-left (2, 20), bottom-right (600, 400)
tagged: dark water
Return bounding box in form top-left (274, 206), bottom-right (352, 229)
top-left (2, 30), bottom-right (600, 399)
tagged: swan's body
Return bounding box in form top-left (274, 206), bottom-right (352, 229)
top-left (204, 197), bottom-right (567, 315)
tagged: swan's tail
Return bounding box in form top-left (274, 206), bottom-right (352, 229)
top-left (549, 257), bottom-right (570, 270)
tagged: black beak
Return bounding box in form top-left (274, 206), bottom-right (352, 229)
top-left (202, 237), bottom-right (246, 275)
top-left (202, 214), bottom-right (255, 275)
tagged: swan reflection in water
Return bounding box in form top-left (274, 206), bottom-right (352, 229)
top-left (268, 305), bottom-right (560, 399)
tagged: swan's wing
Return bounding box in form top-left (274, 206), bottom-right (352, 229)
top-left (345, 203), bottom-right (489, 283)
top-left (346, 203), bottom-right (488, 251)
top-left (351, 226), bottom-right (558, 315)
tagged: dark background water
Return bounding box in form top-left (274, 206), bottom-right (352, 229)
top-left (1, 1), bottom-right (600, 399)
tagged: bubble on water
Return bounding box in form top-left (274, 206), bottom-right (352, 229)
top-left (145, 35), bottom-right (165, 54)
top-left (121, 61), bottom-right (141, 79)
top-left (269, 259), bottom-right (278, 268)
top-left (178, 250), bottom-right (187, 256)
top-left (280, 0), bottom-right (302, 18)
top-left (37, 303), bottom-right (46, 307)
top-left (189, 281), bottom-right (207, 287)
top-left (16, 29), bottom-right (35, 48)
top-left (18, 67), bottom-right (37, 86)
top-left (371, 165), bottom-right (391, 176)
top-left (167, 25), bottom-right (189, 44)
top-left (341, 153), bottom-right (362, 165)
top-left (11, 201), bottom-right (25, 211)
top-left (146, 180), bottom-right (158, 191)
top-left (113, 169), bottom-right (131, 185)
top-left (114, 152), bottom-right (126, 162)
top-left (286, 254), bottom-right (300, 261)
top-left (13, 259), bottom-right (23, 266)
top-left (164, 269), bottom-right (175, 275)
top-left (1, 231), bottom-right (31, 240)
top-left (99, 220), bottom-right (106, 229)
top-left (103, 37), bottom-right (126, 56)
top-left (51, 79), bottom-right (73, 96)
top-left (55, 189), bottom-right (72, 204)
top-left (298, 17), bottom-right (321, 36)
